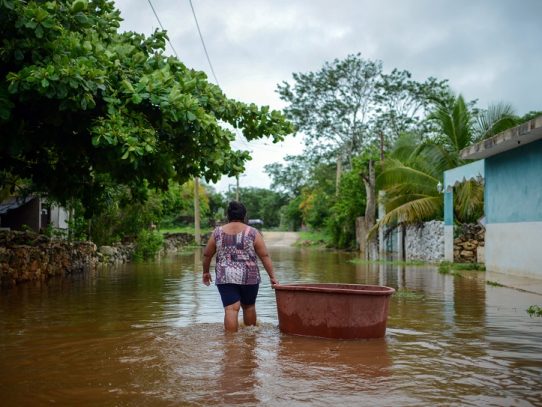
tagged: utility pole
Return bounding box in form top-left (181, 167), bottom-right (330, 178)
top-left (336, 154), bottom-right (342, 196)
top-left (235, 174), bottom-right (240, 201)
top-left (194, 177), bottom-right (201, 245)
top-left (380, 131), bottom-right (385, 161)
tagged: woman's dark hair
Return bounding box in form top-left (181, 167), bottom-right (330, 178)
top-left (227, 201), bottom-right (247, 222)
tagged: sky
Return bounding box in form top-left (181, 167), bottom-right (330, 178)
top-left (114, 0), bottom-right (542, 192)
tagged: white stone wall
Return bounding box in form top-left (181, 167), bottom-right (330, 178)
top-left (404, 220), bottom-right (445, 262)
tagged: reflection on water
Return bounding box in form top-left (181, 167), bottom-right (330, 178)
top-left (1, 247), bottom-right (542, 406)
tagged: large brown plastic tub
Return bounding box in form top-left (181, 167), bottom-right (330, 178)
top-left (274, 283), bottom-right (395, 339)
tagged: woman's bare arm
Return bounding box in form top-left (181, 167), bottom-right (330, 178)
top-left (202, 234), bottom-right (216, 286)
top-left (254, 232), bottom-right (278, 285)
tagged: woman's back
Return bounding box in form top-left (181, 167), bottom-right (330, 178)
top-left (213, 224), bottom-right (260, 285)
top-left (220, 222), bottom-right (247, 235)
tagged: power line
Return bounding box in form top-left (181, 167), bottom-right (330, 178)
top-left (146, 0), bottom-right (179, 58)
top-left (188, 0), bottom-right (220, 87)
top-left (146, 1), bottom-right (281, 155)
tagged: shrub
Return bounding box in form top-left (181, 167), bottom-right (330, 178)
top-left (133, 230), bottom-right (164, 261)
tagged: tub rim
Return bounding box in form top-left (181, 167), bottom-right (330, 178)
top-left (273, 283), bottom-right (395, 296)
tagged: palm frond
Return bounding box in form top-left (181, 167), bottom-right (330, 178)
top-left (377, 159), bottom-right (439, 190)
top-left (474, 102), bottom-right (517, 141)
top-left (378, 196), bottom-right (442, 226)
top-left (454, 180), bottom-right (484, 223)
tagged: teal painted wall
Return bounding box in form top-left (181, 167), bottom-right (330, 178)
top-left (485, 139), bottom-right (542, 223)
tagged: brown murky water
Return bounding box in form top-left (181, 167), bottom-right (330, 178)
top-left (1, 247), bottom-right (542, 406)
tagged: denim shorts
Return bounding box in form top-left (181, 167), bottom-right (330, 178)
top-left (217, 284), bottom-right (259, 307)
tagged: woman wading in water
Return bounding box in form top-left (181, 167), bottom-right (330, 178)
top-left (202, 201), bottom-right (278, 332)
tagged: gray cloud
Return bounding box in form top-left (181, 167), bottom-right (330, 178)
top-left (115, 0), bottom-right (542, 189)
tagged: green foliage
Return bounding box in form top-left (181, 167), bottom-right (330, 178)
top-left (224, 187), bottom-right (288, 228)
top-left (277, 54), bottom-right (449, 163)
top-left (133, 229), bottom-right (164, 261)
top-left (326, 157), bottom-right (367, 249)
top-left (526, 305), bottom-right (542, 318)
top-left (82, 184), bottom-right (162, 245)
top-left (349, 258), bottom-right (427, 266)
top-left (438, 261), bottom-right (459, 276)
top-left (273, 54), bottom-right (450, 244)
top-left (450, 262), bottom-right (485, 271)
top-left (280, 195), bottom-right (303, 231)
top-left (159, 180), bottom-right (211, 228)
top-left (0, 0), bottom-right (292, 214)
top-left (438, 261), bottom-right (484, 274)
top-left (377, 133), bottom-right (445, 226)
top-left (393, 288), bottom-right (425, 301)
top-left (264, 154), bottom-right (311, 197)
top-left (377, 93), bottom-right (517, 228)
top-left (295, 230), bottom-right (330, 247)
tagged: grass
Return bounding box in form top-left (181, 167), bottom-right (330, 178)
top-left (527, 305), bottom-right (542, 318)
top-left (349, 258), bottom-right (428, 266)
top-left (295, 230), bottom-right (330, 247)
top-left (393, 288), bottom-right (425, 300)
top-left (486, 280), bottom-right (504, 287)
top-left (449, 262), bottom-right (486, 271)
top-left (438, 261), bottom-right (485, 275)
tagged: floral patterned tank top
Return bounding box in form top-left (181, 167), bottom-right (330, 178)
top-left (213, 226), bottom-right (261, 285)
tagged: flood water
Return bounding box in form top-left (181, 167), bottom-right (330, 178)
top-left (1, 246), bottom-right (542, 406)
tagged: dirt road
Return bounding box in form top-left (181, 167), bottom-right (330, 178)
top-left (261, 231), bottom-right (299, 247)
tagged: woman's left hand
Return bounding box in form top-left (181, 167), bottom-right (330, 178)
top-left (202, 271), bottom-right (212, 286)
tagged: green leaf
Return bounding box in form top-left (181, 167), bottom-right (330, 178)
top-left (35, 25), bottom-right (44, 38)
top-left (91, 136), bottom-right (100, 146)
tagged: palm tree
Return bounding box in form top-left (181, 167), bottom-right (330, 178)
top-left (376, 94), bottom-right (515, 228)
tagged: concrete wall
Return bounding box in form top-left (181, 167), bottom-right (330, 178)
top-left (50, 206), bottom-right (69, 229)
top-left (485, 222), bottom-right (542, 278)
top-left (484, 140), bottom-right (542, 277)
top-left (485, 139), bottom-right (542, 223)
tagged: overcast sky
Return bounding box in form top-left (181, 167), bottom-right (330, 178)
top-left (114, 0), bottom-right (542, 192)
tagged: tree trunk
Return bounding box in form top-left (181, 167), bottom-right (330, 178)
top-left (362, 159), bottom-right (377, 259)
top-left (194, 177), bottom-right (201, 245)
top-left (335, 154), bottom-right (342, 196)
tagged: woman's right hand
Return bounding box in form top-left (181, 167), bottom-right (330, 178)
top-left (270, 276), bottom-right (279, 286)
top-left (202, 271), bottom-right (212, 286)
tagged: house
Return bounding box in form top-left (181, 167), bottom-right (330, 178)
top-left (0, 196), bottom-right (68, 233)
top-left (444, 115), bottom-right (542, 278)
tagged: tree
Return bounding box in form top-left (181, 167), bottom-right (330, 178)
top-left (374, 68), bottom-right (450, 143)
top-left (264, 154), bottom-right (312, 197)
top-left (277, 54), bottom-right (450, 166)
top-left (377, 95), bottom-right (517, 227)
top-left (224, 186), bottom-right (288, 228)
top-left (0, 0), bottom-right (292, 215)
top-left (326, 156), bottom-right (368, 249)
top-left (277, 54), bottom-right (382, 165)
top-left (276, 54), bottom-right (451, 250)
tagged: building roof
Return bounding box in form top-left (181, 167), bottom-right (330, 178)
top-left (460, 114), bottom-right (542, 160)
top-left (0, 196), bottom-right (35, 215)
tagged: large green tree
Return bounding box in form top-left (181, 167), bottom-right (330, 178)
top-left (0, 0), bottom-right (292, 214)
top-left (264, 154), bottom-right (312, 197)
top-left (224, 186), bottom-right (288, 228)
top-left (277, 53), bottom-right (450, 165)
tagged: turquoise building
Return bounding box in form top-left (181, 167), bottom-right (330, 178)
top-left (444, 115), bottom-right (542, 278)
